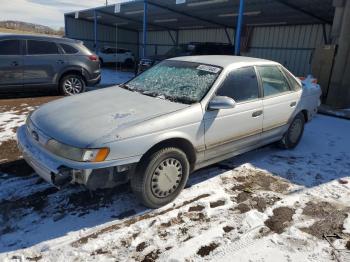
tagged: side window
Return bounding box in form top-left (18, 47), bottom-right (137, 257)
top-left (117, 49), bottom-right (127, 54)
top-left (256, 66), bottom-right (291, 97)
top-left (61, 43), bottom-right (78, 54)
top-left (0, 40), bottom-right (21, 55)
top-left (280, 67), bottom-right (301, 91)
top-left (217, 67), bottom-right (259, 103)
top-left (27, 40), bottom-right (60, 55)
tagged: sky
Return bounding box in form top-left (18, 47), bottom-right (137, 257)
top-left (0, 0), bottom-right (127, 29)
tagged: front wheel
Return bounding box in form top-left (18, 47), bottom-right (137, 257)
top-left (59, 74), bottom-right (85, 96)
top-left (131, 147), bottom-right (190, 208)
top-left (278, 113), bottom-right (305, 149)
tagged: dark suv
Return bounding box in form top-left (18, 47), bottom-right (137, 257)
top-left (137, 42), bottom-right (234, 73)
top-left (0, 35), bottom-right (101, 96)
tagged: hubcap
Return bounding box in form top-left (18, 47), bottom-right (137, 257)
top-left (63, 77), bottom-right (83, 95)
top-left (289, 119), bottom-right (302, 143)
top-left (151, 158), bottom-right (183, 198)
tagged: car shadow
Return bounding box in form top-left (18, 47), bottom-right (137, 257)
top-left (0, 115), bottom-right (349, 253)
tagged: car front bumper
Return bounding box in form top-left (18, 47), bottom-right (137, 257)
top-left (17, 125), bottom-right (139, 188)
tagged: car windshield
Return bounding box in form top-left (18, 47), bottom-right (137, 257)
top-left (123, 60), bottom-right (221, 104)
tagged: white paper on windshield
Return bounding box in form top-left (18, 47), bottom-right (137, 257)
top-left (197, 65), bottom-right (221, 74)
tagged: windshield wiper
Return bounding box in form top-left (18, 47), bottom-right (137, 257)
top-left (163, 95), bottom-right (196, 105)
top-left (120, 83), bottom-right (134, 91)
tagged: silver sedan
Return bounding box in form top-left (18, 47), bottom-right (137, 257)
top-left (17, 55), bottom-right (321, 208)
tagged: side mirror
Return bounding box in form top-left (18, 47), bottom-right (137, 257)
top-left (208, 96), bottom-right (236, 110)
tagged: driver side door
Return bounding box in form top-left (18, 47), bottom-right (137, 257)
top-left (203, 66), bottom-right (263, 160)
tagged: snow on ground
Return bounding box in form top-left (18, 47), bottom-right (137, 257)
top-left (0, 114), bottom-right (350, 262)
top-left (0, 105), bottom-right (36, 146)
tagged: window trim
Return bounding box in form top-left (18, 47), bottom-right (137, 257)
top-left (278, 66), bottom-right (302, 92)
top-left (0, 39), bottom-right (24, 56)
top-left (214, 66), bottom-right (262, 105)
top-left (25, 39), bottom-right (62, 56)
top-left (255, 65), bottom-right (293, 99)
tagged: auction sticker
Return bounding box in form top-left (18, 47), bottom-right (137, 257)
top-left (197, 65), bottom-right (221, 74)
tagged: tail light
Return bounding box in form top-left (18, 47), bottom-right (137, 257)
top-left (88, 55), bottom-right (99, 61)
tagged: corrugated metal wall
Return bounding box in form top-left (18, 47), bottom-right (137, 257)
top-left (65, 16), bottom-right (139, 56)
top-left (138, 28), bottom-right (235, 58)
top-left (66, 15), bottom-right (329, 76)
top-left (243, 24), bottom-right (331, 76)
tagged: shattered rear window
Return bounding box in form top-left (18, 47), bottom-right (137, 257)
top-left (124, 60), bottom-right (221, 104)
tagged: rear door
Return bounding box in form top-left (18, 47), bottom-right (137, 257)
top-left (203, 66), bottom-right (263, 159)
top-left (256, 65), bottom-right (301, 138)
top-left (0, 39), bottom-right (23, 87)
top-left (23, 39), bottom-right (65, 85)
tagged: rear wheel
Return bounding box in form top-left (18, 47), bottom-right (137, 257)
top-left (59, 74), bottom-right (85, 96)
top-left (278, 113), bottom-right (305, 149)
top-left (131, 147), bottom-right (190, 208)
top-left (124, 58), bottom-right (134, 68)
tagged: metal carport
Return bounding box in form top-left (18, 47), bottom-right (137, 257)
top-left (64, 0), bottom-right (334, 58)
top-left (65, 0), bottom-right (350, 108)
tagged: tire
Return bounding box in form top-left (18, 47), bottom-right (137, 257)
top-left (59, 74), bottom-right (85, 96)
top-left (124, 58), bottom-right (134, 68)
top-left (278, 113), bottom-right (305, 149)
top-left (131, 147), bottom-right (190, 208)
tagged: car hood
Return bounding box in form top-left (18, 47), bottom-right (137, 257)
top-left (30, 87), bottom-right (188, 148)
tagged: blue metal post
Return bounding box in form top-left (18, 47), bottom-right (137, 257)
top-left (64, 15), bottom-right (68, 37)
top-left (142, 0), bottom-right (148, 58)
top-left (234, 0), bottom-right (244, 55)
top-left (94, 9), bottom-right (98, 53)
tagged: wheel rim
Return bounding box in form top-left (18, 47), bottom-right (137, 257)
top-left (289, 119), bottom-right (303, 144)
top-left (151, 158), bottom-right (183, 198)
top-left (63, 77), bottom-right (83, 95)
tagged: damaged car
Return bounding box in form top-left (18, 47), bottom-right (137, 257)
top-left (17, 55), bottom-right (321, 208)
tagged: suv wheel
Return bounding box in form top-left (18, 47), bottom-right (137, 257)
top-left (124, 58), bottom-right (134, 68)
top-left (278, 113), bottom-right (305, 149)
top-left (131, 147), bottom-right (190, 208)
top-left (59, 74), bottom-right (85, 96)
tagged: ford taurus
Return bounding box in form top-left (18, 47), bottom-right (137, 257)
top-left (17, 56), bottom-right (321, 208)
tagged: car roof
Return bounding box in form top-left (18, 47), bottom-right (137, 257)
top-left (0, 34), bottom-right (80, 44)
top-left (169, 55), bottom-right (279, 68)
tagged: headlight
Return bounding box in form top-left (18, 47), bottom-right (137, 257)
top-left (46, 139), bottom-right (109, 162)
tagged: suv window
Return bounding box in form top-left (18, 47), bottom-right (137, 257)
top-left (217, 67), bottom-right (259, 103)
top-left (27, 40), bottom-right (60, 55)
top-left (280, 67), bottom-right (301, 91)
top-left (0, 40), bottom-right (21, 55)
top-left (256, 66), bottom-right (290, 97)
top-left (61, 43), bottom-right (78, 54)
top-left (103, 48), bottom-right (116, 54)
top-left (117, 49), bottom-right (127, 54)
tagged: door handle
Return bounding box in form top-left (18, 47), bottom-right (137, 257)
top-left (11, 61), bottom-right (19, 67)
top-left (56, 60), bottom-right (65, 64)
top-left (290, 101), bottom-right (297, 107)
top-left (252, 110), bottom-right (263, 117)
